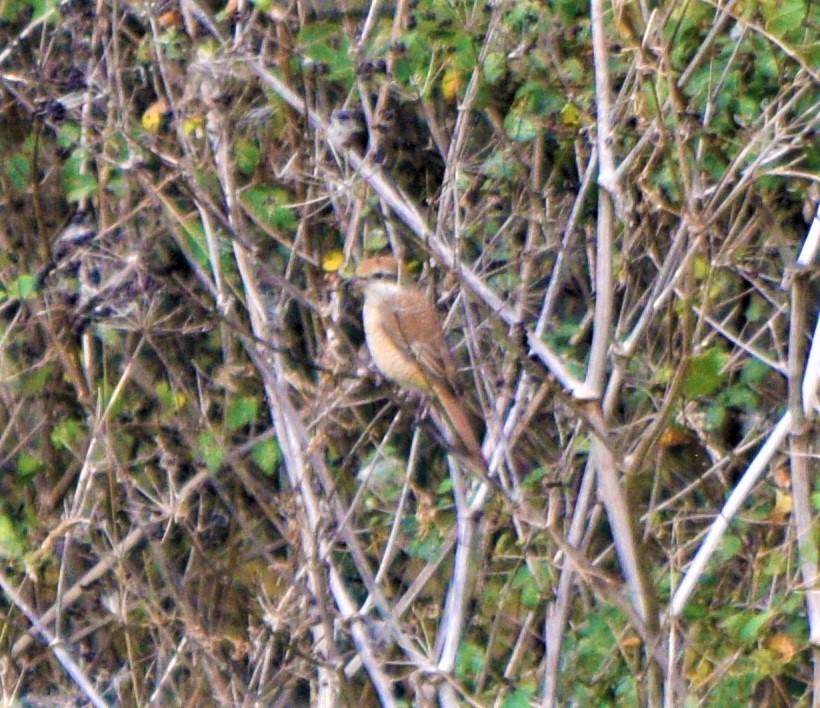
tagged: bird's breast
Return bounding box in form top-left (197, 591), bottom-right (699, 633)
top-left (362, 289), bottom-right (432, 393)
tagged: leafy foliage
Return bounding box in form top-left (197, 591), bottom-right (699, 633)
top-left (0, 0), bottom-right (815, 703)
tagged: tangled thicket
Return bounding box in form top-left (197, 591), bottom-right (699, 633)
top-left (0, 0), bottom-right (817, 704)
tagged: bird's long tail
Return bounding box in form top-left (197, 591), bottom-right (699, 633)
top-left (431, 384), bottom-right (488, 474)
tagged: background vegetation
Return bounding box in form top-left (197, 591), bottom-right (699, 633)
top-left (0, 0), bottom-right (817, 704)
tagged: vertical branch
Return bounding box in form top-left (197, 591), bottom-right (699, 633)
top-left (435, 458), bottom-right (476, 703)
top-left (788, 207), bottom-right (820, 700)
top-left (541, 458), bottom-right (597, 706)
top-left (589, 0), bottom-right (662, 700)
top-left (590, 0), bottom-right (617, 194)
top-left (584, 190), bottom-right (613, 397)
top-left (587, 0), bottom-right (617, 395)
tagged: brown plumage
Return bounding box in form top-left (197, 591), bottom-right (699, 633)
top-left (356, 256), bottom-right (486, 472)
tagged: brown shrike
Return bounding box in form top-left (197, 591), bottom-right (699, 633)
top-left (356, 255), bottom-right (486, 473)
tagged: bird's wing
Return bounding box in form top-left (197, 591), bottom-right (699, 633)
top-left (387, 290), bottom-right (459, 389)
top-left (376, 288), bottom-right (485, 470)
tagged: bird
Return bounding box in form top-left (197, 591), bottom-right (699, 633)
top-left (355, 255), bottom-right (486, 473)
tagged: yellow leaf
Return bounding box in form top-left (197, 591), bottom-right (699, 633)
top-left (767, 488), bottom-right (793, 523)
top-left (441, 68), bottom-right (462, 103)
top-left (141, 98), bottom-right (168, 133)
top-left (322, 250), bottom-right (345, 272)
top-left (659, 425), bottom-right (689, 448)
top-left (172, 391), bottom-right (187, 411)
top-left (620, 633), bottom-right (641, 649)
top-left (772, 465), bottom-right (790, 488)
top-left (765, 632), bottom-right (798, 663)
top-left (559, 102), bottom-right (581, 127)
top-left (692, 254), bottom-right (710, 280)
top-left (182, 115), bottom-right (204, 137)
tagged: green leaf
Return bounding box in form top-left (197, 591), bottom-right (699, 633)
top-left (7, 274), bottom-right (37, 300)
top-left (296, 23), bottom-right (354, 82)
top-left (4, 151), bottom-right (30, 191)
top-left (681, 602), bottom-right (709, 621)
top-left (760, 0), bottom-right (807, 36)
top-left (198, 430), bottom-right (225, 471)
top-left (483, 51), bottom-right (507, 84)
top-left (455, 642), bottom-right (484, 680)
top-left (751, 40), bottom-right (779, 80)
top-left (744, 294), bottom-right (767, 323)
top-left (155, 381), bottom-right (187, 413)
top-left (504, 114), bottom-right (538, 142)
top-left (226, 395), bottom-right (258, 432)
top-left (16, 452), bottom-right (43, 479)
top-left (739, 610), bottom-right (775, 643)
top-left (450, 34), bottom-right (477, 73)
top-left (62, 151), bottom-right (98, 203)
top-left (21, 363), bottom-right (54, 396)
top-left (56, 122), bottom-right (82, 148)
top-left (717, 533), bottom-right (742, 560)
top-left (252, 438), bottom-right (281, 476)
top-left (405, 524), bottom-right (444, 562)
top-left (502, 687), bottom-right (535, 708)
top-left (720, 610), bottom-right (748, 639)
top-left (563, 57), bottom-right (586, 83)
top-left (51, 418), bottom-right (84, 450)
top-left (553, 0), bottom-right (587, 22)
top-left (521, 465), bottom-right (549, 490)
top-left (363, 227), bottom-right (389, 252)
top-left (30, 0), bottom-right (59, 21)
top-left (723, 385), bottom-right (757, 409)
top-left (481, 152), bottom-right (520, 181)
top-left (233, 137), bottom-right (261, 176)
top-left (0, 514), bottom-right (26, 560)
top-left (242, 185), bottom-right (298, 231)
top-left (683, 347), bottom-right (727, 398)
top-left (798, 533), bottom-right (819, 565)
top-left (734, 95), bottom-right (761, 125)
top-left (390, 30), bottom-right (428, 85)
top-left (512, 566), bottom-right (541, 609)
top-left (515, 82), bottom-right (565, 115)
top-left (181, 218), bottom-right (209, 267)
top-left (762, 552), bottom-right (788, 577)
top-left (704, 402), bottom-right (729, 433)
top-left (358, 450), bottom-right (405, 502)
top-left (105, 170), bottom-right (128, 198)
top-left (1, 0), bottom-right (30, 21)
top-left (614, 675), bottom-right (638, 701)
top-left (436, 477), bottom-right (453, 495)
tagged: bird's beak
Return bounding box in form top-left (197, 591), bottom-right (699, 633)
top-left (345, 270), bottom-right (366, 292)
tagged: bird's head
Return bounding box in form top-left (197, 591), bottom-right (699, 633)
top-left (354, 255), bottom-right (415, 293)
